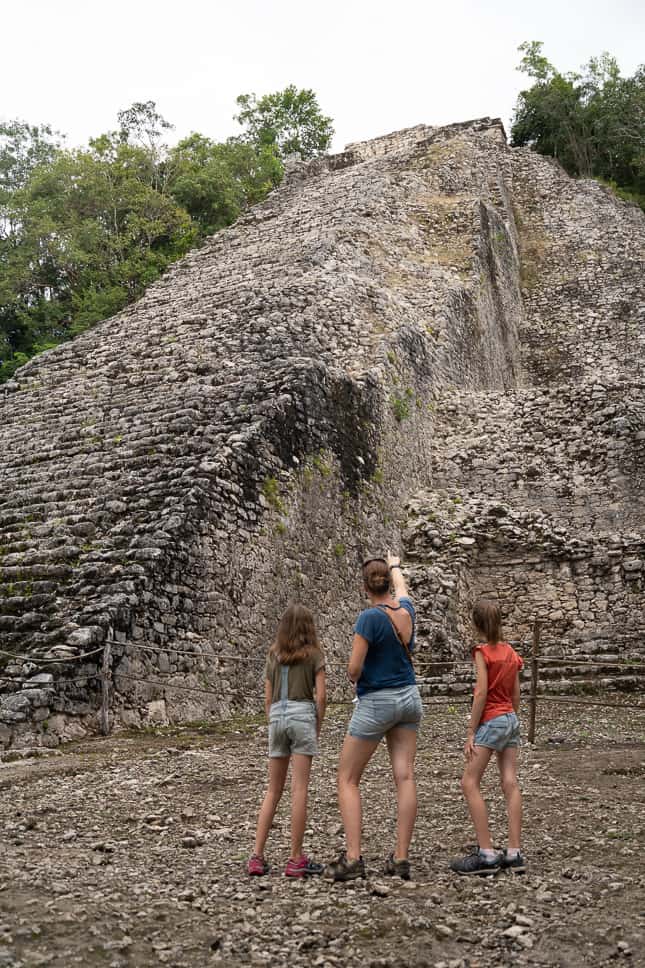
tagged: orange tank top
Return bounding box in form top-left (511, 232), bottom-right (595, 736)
top-left (472, 642), bottom-right (523, 724)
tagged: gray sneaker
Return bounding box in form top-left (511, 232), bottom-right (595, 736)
top-left (501, 850), bottom-right (527, 874)
top-left (324, 851), bottom-right (366, 881)
top-left (384, 852), bottom-right (411, 881)
top-left (450, 848), bottom-right (502, 876)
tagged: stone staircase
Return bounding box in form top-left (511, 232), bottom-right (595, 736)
top-left (415, 649), bottom-right (645, 699)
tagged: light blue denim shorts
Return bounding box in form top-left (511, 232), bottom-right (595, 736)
top-left (348, 684), bottom-right (423, 743)
top-left (475, 712), bottom-right (520, 751)
top-left (268, 700), bottom-right (318, 757)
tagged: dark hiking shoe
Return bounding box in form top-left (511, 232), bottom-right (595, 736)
top-left (285, 854), bottom-right (324, 878)
top-left (324, 851), bottom-right (366, 881)
top-left (501, 850), bottom-right (527, 874)
top-left (450, 848), bottom-right (502, 876)
top-left (384, 852), bottom-right (411, 881)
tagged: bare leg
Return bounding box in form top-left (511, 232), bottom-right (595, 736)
top-left (385, 727), bottom-right (418, 860)
top-left (461, 746), bottom-right (494, 849)
top-left (289, 754), bottom-right (313, 859)
top-left (497, 747), bottom-right (522, 848)
top-left (337, 734), bottom-right (380, 861)
top-left (254, 756), bottom-right (289, 857)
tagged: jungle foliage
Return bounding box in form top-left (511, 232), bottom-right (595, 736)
top-left (511, 42), bottom-right (644, 209)
top-left (0, 88), bottom-right (333, 382)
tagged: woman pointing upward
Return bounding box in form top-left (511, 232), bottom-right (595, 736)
top-left (325, 551), bottom-right (422, 881)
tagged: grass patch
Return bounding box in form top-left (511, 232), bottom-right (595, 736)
top-left (262, 477), bottom-right (286, 514)
top-left (391, 395), bottom-right (411, 423)
top-left (312, 453), bottom-right (332, 478)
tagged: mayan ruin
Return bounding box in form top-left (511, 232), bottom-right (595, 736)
top-left (1, 118), bottom-right (643, 744)
top-left (1, 117), bottom-right (643, 967)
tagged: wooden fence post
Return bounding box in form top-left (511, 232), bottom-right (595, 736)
top-left (528, 621), bottom-right (540, 744)
top-left (100, 634), bottom-right (113, 736)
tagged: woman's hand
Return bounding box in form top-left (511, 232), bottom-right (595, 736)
top-left (386, 550), bottom-right (407, 598)
top-left (386, 550), bottom-right (400, 569)
top-left (464, 735), bottom-right (476, 760)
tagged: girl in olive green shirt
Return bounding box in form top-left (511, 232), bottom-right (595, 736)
top-left (248, 603), bottom-right (326, 877)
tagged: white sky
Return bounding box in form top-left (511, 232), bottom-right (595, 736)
top-left (3, 0), bottom-right (644, 152)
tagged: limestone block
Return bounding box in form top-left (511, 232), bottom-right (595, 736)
top-left (20, 689), bottom-right (51, 708)
top-left (68, 627), bottom-right (104, 648)
top-left (24, 673), bottom-right (55, 688)
top-left (145, 699), bottom-right (168, 725)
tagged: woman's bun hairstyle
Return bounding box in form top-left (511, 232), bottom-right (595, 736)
top-left (362, 558), bottom-right (390, 595)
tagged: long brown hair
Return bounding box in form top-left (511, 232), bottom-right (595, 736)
top-left (270, 603), bottom-right (321, 665)
top-left (472, 599), bottom-right (502, 644)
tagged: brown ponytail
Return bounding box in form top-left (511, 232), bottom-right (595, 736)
top-left (362, 558), bottom-right (391, 595)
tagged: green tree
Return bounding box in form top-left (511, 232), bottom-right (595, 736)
top-left (117, 100), bottom-right (173, 150)
top-left (0, 118), bottom-right (195, 381)
top-left (1, 88), bottom-right (335, 382)
top-left (0, 120), bottom-right (62, 200)
top-left (234, 84), bottom-right (334, 160)
top-left (0, 122), bottom-right (62, 376)
top-left (511, 42), bottom-right (645, 208)
top-left (167, 134), bottom-right (282, 237)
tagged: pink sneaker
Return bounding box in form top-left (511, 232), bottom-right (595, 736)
top-left (284, 855), bottom-right (324, 878)
top-left (247, 854), bottom-right (269, 876)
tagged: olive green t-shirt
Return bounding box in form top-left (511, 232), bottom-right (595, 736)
top-left (265, 649), bottom-right (325, 703)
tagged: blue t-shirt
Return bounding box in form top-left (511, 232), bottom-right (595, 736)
top-left (354, 597), bottom-right (416, 696)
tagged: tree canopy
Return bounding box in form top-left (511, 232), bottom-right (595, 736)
top-left (234, 85), bottom-right (334, 160)
top-left (511, 42), bottom-right (645, 209)
top-left (0, 87), bottom-right (332, 383)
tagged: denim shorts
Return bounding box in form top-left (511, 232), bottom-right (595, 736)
top-left (475, 712), bottom-right (520, 751)
top-left (348, 684), bottom-right (423, 743)
top-left (268, 700), bottom-right (318, 757)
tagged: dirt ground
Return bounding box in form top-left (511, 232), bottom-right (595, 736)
top-left (1, 697), bottom-right (644, 968)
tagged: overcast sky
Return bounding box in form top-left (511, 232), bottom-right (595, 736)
top-left (4, 0), bottom-right (643, 152)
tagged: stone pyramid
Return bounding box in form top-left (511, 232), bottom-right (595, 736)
top-left (1, 118), bottom-right (643, 747)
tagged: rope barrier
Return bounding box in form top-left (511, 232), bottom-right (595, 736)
top-left (0, 675), bottom-right (102, 689)
top-left (3, 622), bottom-right (645, 735)
top-left (3, 635), bottom-right (644, 672)
top-left (529, 696), bottom-right (645, 711)
top-left (113, 671), bottom-right (233, 697)
top-left (111, 675), bottom-right (476, 707)
top-left (531, 656), bottom-right (645, 668)
top-left (111, 641), bottom-right (267, 662)
top-left (89, 673), bottom-right (645, 713)
top-left (0, 646), bottom-right (105, 665)
top-left (108, 639), bottom-right (474, 667)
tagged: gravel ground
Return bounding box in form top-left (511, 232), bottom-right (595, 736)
top-left (1, 697), bottom-right (644, 968)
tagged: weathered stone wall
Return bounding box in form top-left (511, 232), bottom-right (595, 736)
top-left (0, 117), bottom-right (643, 746)
top-left (433, 384), bottom-right (644, 534)
top-left (0, 119), bottom-right (527, 747)
top-left (405, 492), bottom-right (643, 659)
top-left (404, 132), bottom-right (644, 675)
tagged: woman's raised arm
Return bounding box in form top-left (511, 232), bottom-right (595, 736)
top-left (387, 550), bottom-right (409, 598)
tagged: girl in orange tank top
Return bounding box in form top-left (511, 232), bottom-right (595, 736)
top-left (449, 600), bottom-right (527, 877)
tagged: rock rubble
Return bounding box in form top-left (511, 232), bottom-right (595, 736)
top-left (0, 701), bottom-right (643, 967)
